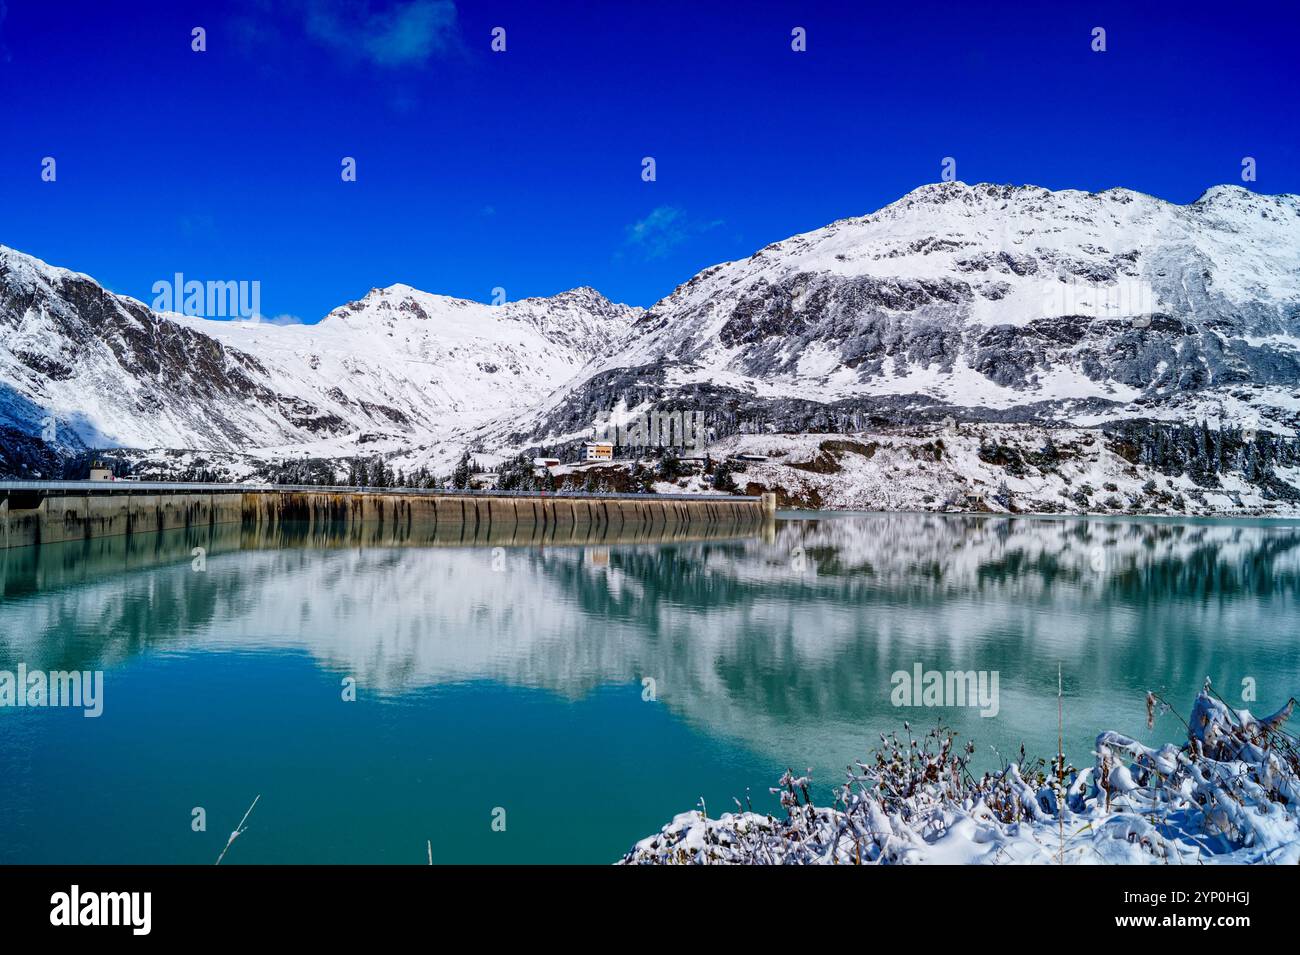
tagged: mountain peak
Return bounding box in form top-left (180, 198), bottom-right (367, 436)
top-left (1193, 183), bottom-right (1261, 205)
top-left (329, 282), bottom-right (630, 319)
top-left (890, 181), bottom-right (1055, 205)
top-left (885, 181), bottom-right (1295, 216)
top-left (0, 244), bottom-right (92, 292)
top-left (552, 285), bottom-right (605, 300)
top-left (378, 282), bottom-right (422, 296)
top-left (530, 286), bottom-right (619, 308)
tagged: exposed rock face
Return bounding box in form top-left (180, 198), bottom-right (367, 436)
top-left (503, 183), bottom-right (1300, 450)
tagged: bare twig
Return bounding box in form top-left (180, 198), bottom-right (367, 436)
top-left (214, 794), bottom-right (261, 866)
top-left (1057, 664), bottom-right (1065, 866)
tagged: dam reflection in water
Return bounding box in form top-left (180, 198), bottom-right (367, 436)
top-left (1, 513), bottom-right (1299, 863)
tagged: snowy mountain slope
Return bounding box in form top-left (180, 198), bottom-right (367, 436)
top-left (5, 181), bottom-right (1300, 488)
top-left (0, 246), bottom-right (290, 452)
top-left (504, 183), bottom-right (1300, 448)
top-left (0, 244), bottom-right (637, 462)
top-left (169, 283), bottom-right (637, 452)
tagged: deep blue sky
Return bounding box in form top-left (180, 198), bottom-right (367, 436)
top-left (1, 0), bottom-right (1296, 321)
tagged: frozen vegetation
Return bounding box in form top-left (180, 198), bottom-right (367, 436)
top-left (620, 685), bottom-right (1299, 864)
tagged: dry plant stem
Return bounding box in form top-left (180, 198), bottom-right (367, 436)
top-left (1057, 664), bottom-right (1065, 865)
top-left (214, 794), bottom-right (261, 866)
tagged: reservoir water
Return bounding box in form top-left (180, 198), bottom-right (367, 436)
top-left (2, 512), bottom-right (1298, 863)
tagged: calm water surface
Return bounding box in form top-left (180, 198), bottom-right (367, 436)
top-left (2, 512), bottom-right (1299, 863)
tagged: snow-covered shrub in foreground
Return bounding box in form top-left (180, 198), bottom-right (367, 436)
top-left (619, 685), bottom-right (1299, 864)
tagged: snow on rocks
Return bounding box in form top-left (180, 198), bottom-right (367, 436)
top-left (558, 184), bottom-right (1300, 415)
top-left (503, 182), bottom-right (1300, 469)
top-left (619, 685), bottom-right (1300, 865)
top-left (7, 182), bottom-right (1300, 488)
top-left (0, 243), bottom-right (638, 457)
top-left (702, 423), bottom-right (1300, 516)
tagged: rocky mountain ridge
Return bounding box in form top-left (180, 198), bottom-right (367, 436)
top-left (0, 244), bottom-right (637, 474)
top-left (4, 182), bottom-right (1300, 515)
top-left (488, 182), bottom-right (1300, 458)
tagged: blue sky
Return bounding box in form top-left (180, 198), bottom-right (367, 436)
top-left (0, 0), bottom-right (1296, 321)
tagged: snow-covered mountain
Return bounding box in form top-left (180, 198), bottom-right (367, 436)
top-left (0, 244), bottom-right (637, 467)
top-left (503, 182), bottom-right (1300, 450)
top-left (168, 282), bottom-right (637, 454)
top-left (4, 182), bottom-right (1300, 488)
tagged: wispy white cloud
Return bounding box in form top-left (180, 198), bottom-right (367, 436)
top-left (624, 206), bottom-right (723, 260)
top-left (240, 0), bottom-right (462, 70)
top-left (309, 0), bottom-right (459, 68)
top-left (260, 313), bottom-right (307, 326)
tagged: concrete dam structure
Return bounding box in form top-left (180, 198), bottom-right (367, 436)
top-left (0, 483), bottom-right (776, 552)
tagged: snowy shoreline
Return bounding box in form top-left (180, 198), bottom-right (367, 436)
top-left (620, 687), bottom-right (1300, 865)
top-left (69, 418), bottom-right (1300, 522)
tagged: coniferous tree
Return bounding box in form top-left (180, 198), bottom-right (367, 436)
top-left (627, 461), bottom-right (655, 494)
top-left (658, 449), bottom-right (683, 481)
top-left (451, 450), bottom-right (473, 489)
top-left (712, 458), bottom-right (739, 494)
top-left (497, 453), bottom-right (548, 491)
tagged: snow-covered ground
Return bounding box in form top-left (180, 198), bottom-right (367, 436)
top-left (424, 422), bottom-right (1293, 517)
top-left (621, 687), bottom-right (1300, 864)
top-left (683, 426), bottom-right (1299, 516)
top-left (90, 416), bottom-right (1300, 520)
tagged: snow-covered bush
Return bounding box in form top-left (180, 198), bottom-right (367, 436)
top-left (620, 684), bottom-right (1298, 864)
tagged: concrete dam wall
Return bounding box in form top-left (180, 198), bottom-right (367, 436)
top-left (0, 484), bottom-right (775, 552)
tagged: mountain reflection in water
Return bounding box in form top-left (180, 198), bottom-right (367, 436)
top-left (2, 512), bottom-right (1299, 862)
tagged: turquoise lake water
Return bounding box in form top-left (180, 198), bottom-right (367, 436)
top-left (2, 512), bottom-right (1299, 864)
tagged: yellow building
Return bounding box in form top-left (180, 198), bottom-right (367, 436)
top-left (583, 441), bottom-right (614, 462)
